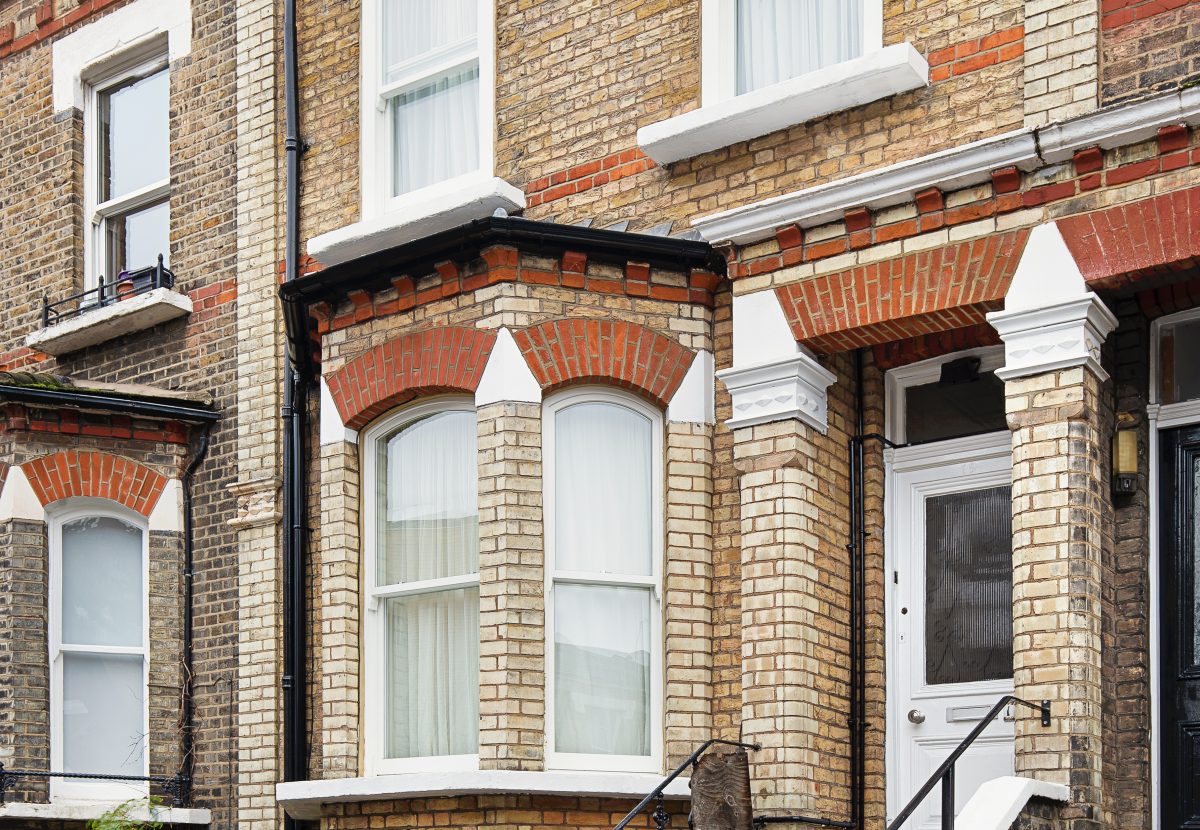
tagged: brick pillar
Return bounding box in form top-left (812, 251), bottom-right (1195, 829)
top-left (1023, 0), bottom-right (1099, 126)
top-left (477, 402), bottom-right (545, 769)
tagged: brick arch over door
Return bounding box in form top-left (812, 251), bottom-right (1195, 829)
top-left (325, 326), bottom-right (498, 429)
top-left (21, 450), bottom-right (169, 517)
top-left (513, 318), bottom-right (696, 407)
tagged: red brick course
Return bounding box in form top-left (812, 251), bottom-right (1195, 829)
top-left (513, 318), bottom-right (696, 407)
top-left (927, 25), bottom-right (1025, 83)
top-left (525, 148), bottom-right (656, 208)
top-left (1101, 0), bottom-right (1197, 29)
top-left (325, 327), bottom-right (498, 429)
top-left (21, 449), bottom-right (169, 516)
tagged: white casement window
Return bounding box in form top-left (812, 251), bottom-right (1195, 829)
top-left (360, 0), bottom-right (496, 216)
top-left (362, 400), bottom-right (480, 774)
top-left (544, 389), bottom-right (664, 773)
top-left (49, 503), bottom-right (149, 801)
top-left (701, 0), bottom-right (884, 103)
top-left (83, 49), bottom-right (171, 291)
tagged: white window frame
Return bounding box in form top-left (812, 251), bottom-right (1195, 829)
top-left (48, 499), bottom-right (150, 803)
top-left (361, 398), bottom-right (481, 776)
top-left (543, 387), bottom-right (665, 774)
top-left (82, 42), bottom-right (171, 291)
top-left (700, 0), bottom-right (884, 105)
top-left (884, 345), bottom-right (1006, 445)
top-left (359, 0), bottom-right (497, 220)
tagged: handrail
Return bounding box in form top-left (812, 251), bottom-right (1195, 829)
top-left (887, 695), bottom-right (1050, 830)
top-left (0, 762), bottom-right (190, 807)
top-left (613, 739), bottom-right (760, 830)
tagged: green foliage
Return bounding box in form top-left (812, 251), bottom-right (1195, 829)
top-left (85, 796), bottom-right (166, 830)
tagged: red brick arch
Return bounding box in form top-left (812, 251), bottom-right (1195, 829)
top-left (21, 451), bottom-right (169, 517)
top-left (512, 318), bottom-right (696, 407)
top-left (325, 326), bottom-right (498, 429)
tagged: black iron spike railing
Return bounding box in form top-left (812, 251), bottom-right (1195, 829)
top-left (0, 762), bottom-right (191, 807)
top-left (887, 695), bottom-right (1051, 830)
top-left (41, 255), bottom-right (174, 329)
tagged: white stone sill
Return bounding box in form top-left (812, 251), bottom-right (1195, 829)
top-left (637, 43), bottom-right (929, 165)
top-left (0, 801), bottom-right (211, 825)
top-left (307, 175), bottom-right (526, 267)
top-left (25, 287), bottom-right (192, 356)
top-left (276, 770), bottom-right (691, 820)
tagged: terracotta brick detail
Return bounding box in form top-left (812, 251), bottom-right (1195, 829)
top-left (1074, 146), bottom-right (1104, 174)
top-left (774, 229), bottom-right (1030, 354)
top-left (325, 327), bottom-right (499, 429)
top-left (915, 187), bottom-right (945, 214)
top-left (927, 24), bottom-right (1025, 82)
top-left (525, 147), bottom-right (655, 207)
top-left (991, 166), bottom-right (1022, 193)
top-left (1101, 0), bottom-right (1196, 29)
top-left (871, 323), bottom-right (1002, 370)
top-left (1136, 274), bottom-right (1200, 319)
top-left (1057, 188), bottom-right (1200, 288)
top-left (21, 450), bottom-right (169, 516)
top-left (512, 319), bottom-right (695, 406)
top-left (1158, 124), bottom-right (1190, 154)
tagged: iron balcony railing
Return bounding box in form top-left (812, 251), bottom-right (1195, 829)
top-left (887, 695), bottom-right (1051, 830)
top-left (0, 763), bottom-right (190, 807)
top-left (42, 255), bottom-right (174, 329)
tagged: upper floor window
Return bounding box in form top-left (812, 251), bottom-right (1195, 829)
top-left (702, 0), bottom-right (882, 103)
top-left (85, 54), bottom-right (170, 289)
top-left (362, 0), bottom-right (495, 215)
top-left (544, 389), bottom-right (663, 773)
top-left (50, 506), bottom-right (148, 800)
top-left (362, 401), bottom-right (480, 773)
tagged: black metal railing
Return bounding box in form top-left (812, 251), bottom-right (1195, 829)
top-left (887, 695), bottom-right (1051, 830)
top-left (42, 255), bottom-right (174, 328)
top-left (0, 762), bottom-right (190, 807)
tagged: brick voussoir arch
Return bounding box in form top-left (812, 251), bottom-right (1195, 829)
top-left (21, 450), bottom-right (169, 517)
top-left (326, 326), bottom-right (499, 429)
top-left (512, 318), bottom-right (696, 407)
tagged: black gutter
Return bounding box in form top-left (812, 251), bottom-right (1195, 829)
top-left (180, 422), bottom-right (213, 804)
top-left (277, 215), bottom-right (726, 308)
top-left (0, 385), bottom-right (218, 423)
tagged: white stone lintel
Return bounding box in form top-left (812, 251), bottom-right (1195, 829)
top-left (718, 352), bottom-right (836, 432)
top-left (987, 294), bottom-right (1118, 382)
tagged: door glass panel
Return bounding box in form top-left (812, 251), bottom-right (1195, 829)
top-left (1160, 317), bottom-right (1200, 404)
top-left (1193, 454), bottom-right (1200, 664)
top-left (925, 485), bottom-right (1013, 685)
top-left (905, 371), bottom-right (1007, 444)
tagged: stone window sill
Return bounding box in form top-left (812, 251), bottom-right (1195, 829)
top-left (0, 802), bottom-right (211, 825)
top-left (637, 43), bottom-right (929, 165)
top-left (25, 288), bottom-right (192, 356)
top-left (306, 175), bottom-right (526, 267)
top-left (275, 770), bottom-right (691, 820)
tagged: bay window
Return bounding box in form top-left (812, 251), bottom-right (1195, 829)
top-left (50, 507), bottom-right (148, 800)
top-left (544, 390), bottom-right (663, 772)
top-left (363, 402), bottom-right (480, 772)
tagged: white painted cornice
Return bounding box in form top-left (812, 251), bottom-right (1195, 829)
top-left (987, 294), bottom-right (1118, 382)
top-left (694, 87), bottom-right (1200, 245)
top-left (717, 352), bottom-right (837, 432)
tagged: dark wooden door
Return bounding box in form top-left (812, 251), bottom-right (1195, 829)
top-left (1160, 424), bottom-right (1200, 830)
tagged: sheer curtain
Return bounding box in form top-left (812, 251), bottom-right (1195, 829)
top-left (378, 410), bottom-right (479, 758)
top-left (736, 0), bottom-right (864, 94)
top-left (553, 402), bottom-right (654, 756)
top-left (382, 0), bottom-right (480, 196)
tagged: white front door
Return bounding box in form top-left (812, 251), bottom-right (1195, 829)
top-left (887, 433), bottom-right (1015, 829)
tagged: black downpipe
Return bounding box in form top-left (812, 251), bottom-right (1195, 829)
top-left (180, 423), bottom-right (213, 801)
top-left (282, 0), bottom-right (309, 819)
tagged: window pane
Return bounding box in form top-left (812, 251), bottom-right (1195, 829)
top-left (377, 410), bottom-right (478, 587)
top-left (1161, 318), bottom-right (1200, 404)
top-left (105, 199), bottom-right (170, 277)
top-left (554, 584), bottom-right (651, 756)
top-left (61, 516), bottom-right (143, 647)
top-left (383, 0), bottom-right (477, 81)
top-left (736, 0), bottom-right (863, 94)
top-left (905, 371), bottom-right (1007, 444)
top-left (390, 66), bottom-right (480, 196)
top-left (63, 652), bottom-right (145, 775)
top-left (384, 587), bottom-right (479, 758)
top-left (100, 68), bottom-right (168, 201)
top-left (555, 401), bottom-right (653, 576)
top-left (925, 486), bottom-right (1014, 685)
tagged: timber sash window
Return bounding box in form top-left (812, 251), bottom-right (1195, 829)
top-left (363, 402), bottom-right (480, 772)
top-left (50, 507), bottom-right (149, 800)
top-left (545, 389), bottom-right (663, 773)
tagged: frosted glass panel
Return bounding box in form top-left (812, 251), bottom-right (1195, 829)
top-left (925, 486), bottom-right (1013, 685)
top-left (554, 584), bottom-right (651, 756)
top-left (384, 588), bottom-right (479, 758)
top-left (390, 66), bottom-right (480, 197)
top-left (382, 0), bottom-right (477, 81)
top-left (101, 68), bottom-right (168, 201)
top-left (554, 402), bottom-right (653, 575)
top-left (63, 652), bottom-right (145, 775)
top-left (61, 516), bottom-right (143, 647)
top-left (376, 410), bottom-right (478, 587)
top-left (736, 0), bottom-right (863, 93)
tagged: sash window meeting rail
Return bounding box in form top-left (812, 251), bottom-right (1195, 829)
top-left (0, 763), bottom-right (191, 807)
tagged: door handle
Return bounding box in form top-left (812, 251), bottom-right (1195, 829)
top-left (907, 708), bottom-right (926, 724)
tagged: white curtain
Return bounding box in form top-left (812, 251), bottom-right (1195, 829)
top-left (382, 0), bottom-right (480, 196)
top-left (736, 0), bottom-right (864, 94)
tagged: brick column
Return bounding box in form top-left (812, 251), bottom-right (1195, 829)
top-left (477, 402), bottom-right (545, 769)
top-left (1023, 0), bottom-right (1099, 126)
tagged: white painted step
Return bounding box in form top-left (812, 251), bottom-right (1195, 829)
top-left (954, 776), bottom-right (1069, 830)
